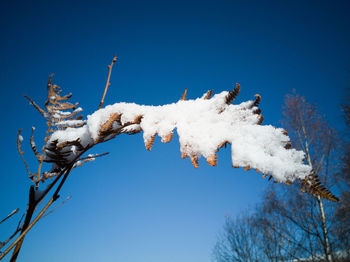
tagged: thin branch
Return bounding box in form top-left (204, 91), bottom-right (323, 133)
top-left (0, 229), bottom-right (20, 252)
top-left (0, 214), bottom-right (24, 251)
top-left (5, 167), bottom-right (73, 261)
top-left (0, 209), bottom-right (19, 225)
top-left (180, 88), bottom-right (187, 101)
top-left (1, 167), bottom-right (69, 260)
top-left (76, 152), bottom-right (109, 161)
top-left (23, 95), bottom-right (48, 120)
top-left (16, 129), bottom-right (31, 178)
top-left (98, 55), bottom-right (117, 109)
top-left (2, 197), bottom-right (54, 260)
top-left (41, 195), bottom-right (72, 218)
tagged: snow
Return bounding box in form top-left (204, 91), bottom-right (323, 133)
top-left (53, 107), bottom-right (82, 116)
top-left (49, 126), bottom-right (93, 148)
top-left (30, 137), bottom-right (36, 148)
top-left (55, 119), bottom-right (85, 126)
top-left (74, 107), bottom-right (83, 113)
top-left (53, 110), bottom-right (71, 116)
top-left (46, 90), bottom-right (311, 182)
top-left (71, 145), bottom-right (77, 154)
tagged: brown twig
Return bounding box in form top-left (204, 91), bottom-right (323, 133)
top-left (0, 227), bottom-right (20, 251)
top-left (3, 198), bottom-right (54, 261)
top-left (0, 214), bottom-right (24, 250)
top-left (73, 152), bottom-right (109, 168)
top-left (180, 88), bottom-right (187, 101)
top-left (77, 152), bottom-right (109, 161)
top-left (16, 129), bottom-right (31, 177)
top-left (41, 195), bottom-right (72, 218)
top-left (98, 55), bottom-right (117, 109)
top-left (24, 96), bottom-right (48, 120)
top-left (0, 209), bottom-right (19, 225)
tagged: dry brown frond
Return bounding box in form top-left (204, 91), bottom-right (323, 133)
top-left (145, 135), bottom-right (156, 150)
top-left (284, 180), bottom-right (292, 185)
top-left (161, 132), bottom-right (173, 143)
top-left (243, 166), bottom-right (251, 171)
top-left (133, 115), bottom-right (143, 124)
top-left (97, 113), bottom-right (121, 141)
top-left (203, 90), bottom-right (213, 100)
top-left (206, 154), bottom-right (218, 166)
top-left (284, 142), bottom-right (292, 149)
top-left (218, 141), bottom-right (230, 149)
top-left (190, 155), bottom-right (199, 168)
top-left (253, 94), bottom-right (261, 107)
top-left (225, 83), bottom-right (240, 104)
top-left (55, 93), bottom-right (72, 102)
top-left (301, 173), bottom-right (339, 202)
top-left (253, 108), bottom-right (262, 115)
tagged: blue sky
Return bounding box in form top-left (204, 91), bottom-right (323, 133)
top-left (0, 1), bottom-right (349, 261)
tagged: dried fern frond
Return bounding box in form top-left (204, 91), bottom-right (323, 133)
top-left (206, 154), bottom-right (218, 166)
top-left (40, 76), bottom-right (338, 202)
top-left (225, 83), bottom-right (240, 104)
top-left (22, 76), bottom-right (86, 183)
top-left (301, 172), bottom-right (339, 202)
top-left (203, 90), bottom-right (213, 100)
top-left (145, 135), bottom-right (156, 151)
top-left (161, 132), bottom-right (173, 143)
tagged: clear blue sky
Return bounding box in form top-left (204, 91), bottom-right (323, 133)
top-left (0, 1), bottom-right (349, 261)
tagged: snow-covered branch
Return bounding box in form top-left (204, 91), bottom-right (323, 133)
top-left (46, 84), bottom-right (311, 183)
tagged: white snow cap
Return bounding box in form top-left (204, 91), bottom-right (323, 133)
top-left (47, 89), bottom-right (311, 182)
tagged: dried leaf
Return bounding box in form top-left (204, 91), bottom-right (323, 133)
top-left (206, 154), bottom-right (218, 166)
top-left (145, 135), bottom-right (156, 150)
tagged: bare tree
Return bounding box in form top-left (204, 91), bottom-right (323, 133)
top-left (333, 101), bottom-right (350, 259)
top-left (282, 92), bottom-right (340, 262)
top-left (213, 214), bottom-right (263, 262)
